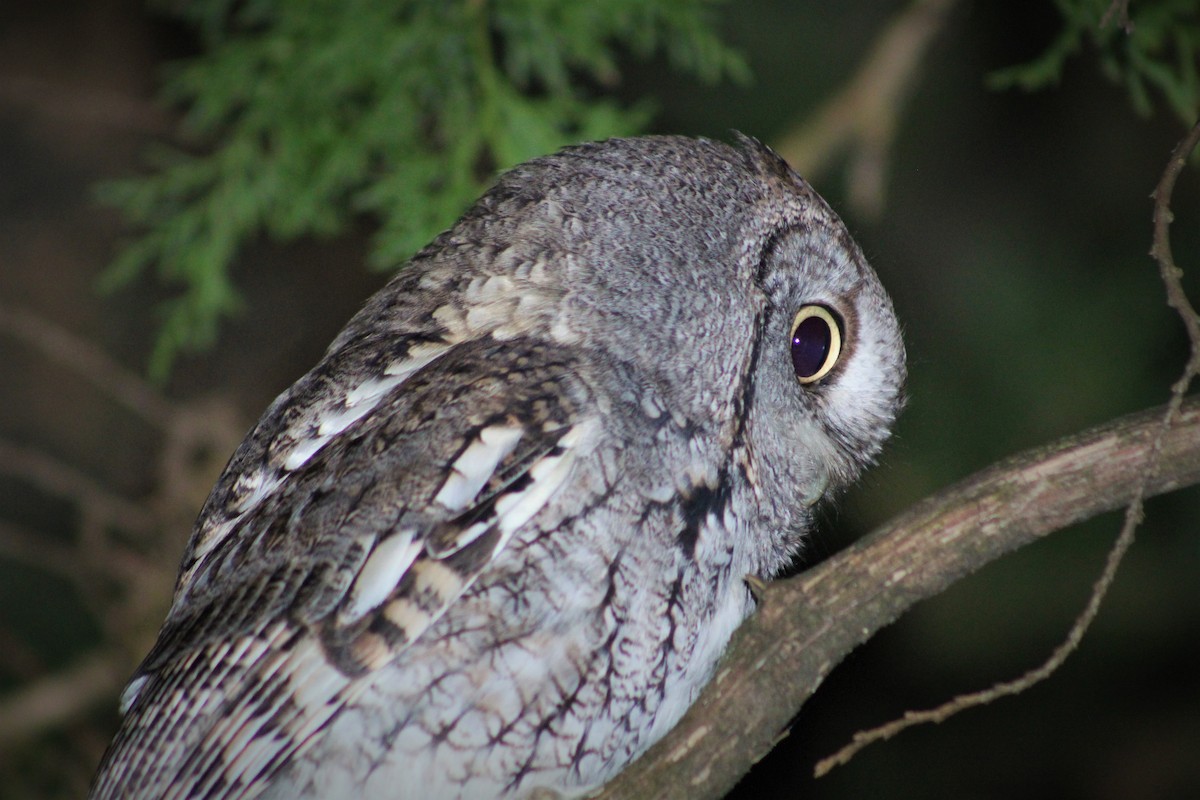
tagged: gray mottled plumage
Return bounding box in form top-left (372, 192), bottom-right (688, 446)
top-left (90, 134), bottom-right (905, 799)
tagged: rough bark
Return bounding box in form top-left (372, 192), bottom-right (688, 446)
top-left (597, 396), bottom-right (1200, 799)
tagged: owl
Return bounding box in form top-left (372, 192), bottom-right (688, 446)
top-left (90, 134), bottom-right (905, 799)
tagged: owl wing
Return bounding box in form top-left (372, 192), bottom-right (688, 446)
top-left (90, 334), bottom-right (599, 800)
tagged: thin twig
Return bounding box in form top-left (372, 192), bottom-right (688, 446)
top-left (0, 306), bottom-right (243, 751)
top-left (0, 302), bottom-right (176, 429)
top-left (1151, 121), bottom-right (1200, 380)
top-left (772, 0), bottom-right (956, 217)
top-left (0, 440), bottom-right (159, 535)
top-left (1101, 0), bottom-right (1133, 34)
top-left (0, 627), bottom-right (46, 681)
top-left (814, 496), bottom-right (1141, 775)
top-left (0, 520), bottom-right (86, 581)
top-left (0, 652), bottom-right (126, 748)
top-left (814, 117), bottom-right (1200, 777)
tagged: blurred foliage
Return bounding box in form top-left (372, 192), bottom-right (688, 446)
top-left (97, 0), bottom-right (747, 378)
top-left (99, 0), bottom-right (1200, 379)
top-left (988, 0), bottom-right (1200, 122)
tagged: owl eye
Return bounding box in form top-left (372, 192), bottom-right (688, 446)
top-left (790, 305), bottom-right (842, 384)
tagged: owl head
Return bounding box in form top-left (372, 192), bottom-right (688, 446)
top-left (435, 135), bottom-right (904, 516)
top-left (347, 134), bottom-right (905, 556)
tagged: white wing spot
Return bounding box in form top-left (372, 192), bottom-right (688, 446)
top-left (283, 342), bottom-right (453, 472)
top-left (493, 455), bottom-right (568, 536)
top-left (465, 274), bottom-right (515, 302)
top-left (341, 531), bottom-right (422, 623)
top-left (342, 375), bottom-right (400, 408)
top-left (184, 472), bottom-right (282, 587)
top-left (315, 400), bottom-right (380, 438)
top-left (465, 301), bottom-right (514, 332)
top-left (230, 470), bottom-right (265, 511)
top-left (118, 675), bottom-right (148, 715)
top-left (179, 343), bottom-right (456, 598)
top-left (640, 390), bottom-right (664, 419)
top-left (434, 425), bottom-right (524, 511)
top-left (428, 520), bottom-right (491, 558)
top-left (493, 420), bottom-right (595, 537)
top-left (283, 437), bottom-right (328, 471)
top-left (384, 342), bottom-right (453, 378)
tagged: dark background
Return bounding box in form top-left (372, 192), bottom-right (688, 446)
top-left (1, 1), bottom-right (1198, 798)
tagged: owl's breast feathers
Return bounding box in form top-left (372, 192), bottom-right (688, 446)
top-left (92, 332), bottom-right (613, 799)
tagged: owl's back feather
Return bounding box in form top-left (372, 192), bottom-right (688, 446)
top-left (93, 338), bottom-right (599, 798)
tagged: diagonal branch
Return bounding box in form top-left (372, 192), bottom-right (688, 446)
top-left (810, 117), bottom-right (1200, 776)
top-left (0, 302), bottom-right (176, 429)
top-left (0, 651), bottom-right (127, 748)
top-left (0, 440), bottom-right (159, 536)
top-left (596, 396), bottom-right (1200, 800)
top-left (773, 0), bottom-right (956, 216)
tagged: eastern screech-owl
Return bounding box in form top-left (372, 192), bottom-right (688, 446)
top-left (90, 135), bottom-right (906, 799)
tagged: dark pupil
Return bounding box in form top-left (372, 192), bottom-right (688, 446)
top-left (791, 316), bottom-right (831, 378)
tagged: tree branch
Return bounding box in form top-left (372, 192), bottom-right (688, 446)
top-left (0, 440), bottom-right (159, 535)
top-left (0, 652), bottom-right (126, 748)
top-left (596, 396), bottom-right (1200, 800)
top-left (0, 305), bottom-right (246, 749)
top-left (0, 302), bottom-right (176, 429)
top-left (1151, 120), bottom-right (1200, 377)
top-left (772, 0), bottom-right (956, 216)
top-left (810, 117), bottom-right (1200, 775)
